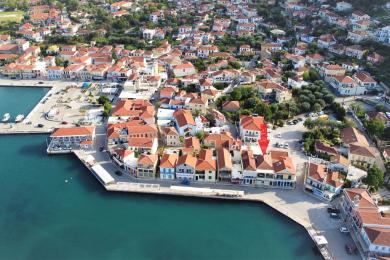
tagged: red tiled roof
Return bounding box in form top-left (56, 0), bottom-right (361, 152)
top-left (240, 115), bottom-right (264, 131)
top-left (51, 126), bottom-right (95, 137)
top-left (177, 154), bottom-right (197, 168)
top-left (160, 154), bottom-right (178, 168)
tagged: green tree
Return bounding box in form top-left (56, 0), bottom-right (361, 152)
top-left (364, 165), bottom-right (384, 192)
top-left (365, 119), bottom-right (385, 137)
top-left (103, 102), bottom-right (112, 117)
top-left (228, 61), bottom-right (241, 69)
top-left (97, 95), bottom-right (110, 105)
top-left (324, 93), bottom-right (335, 103)
top-left (205, 112), bottom-right (216, 127)
top-left (351, 103), bottom-right (365, 119)
top-left (301, 102), bottom-right (311, 112)
top-left (331, 102), bottom-right (346, 120)
top-left (195, 131), bottom-right (205, 141)
top-left (308, 69), bottom-right (320, 82)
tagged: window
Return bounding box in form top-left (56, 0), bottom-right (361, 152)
top-left (208, 176), bottom-right (212, 180)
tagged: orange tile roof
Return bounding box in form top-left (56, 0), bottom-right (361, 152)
top-left (364, 227), bottom-right (390, 246)
top-left (115, 148), bottom-right (133, 159)
top-left (173, 109), bottom-right (195, 127)
top-left (173, 62), bottom-right (195, 70)
top-left (240, 115), bottom-right (265, 131)
top-left (349, 144), bottom-right (376, 158)
top-left (127, 137), bottom-right (155, 148)
top-left (112, 99), bottom-right (154, 117)
top-left (138, 154), bottom-right (158, 165)
top-left (344, 188), bottom-right (377, 209)
top-left (273, 157), bottom-right (295, 174)
top-left (217, 148), bottom-right (232, 170)
top-left (177, 154), bottom-right (197, 168)
top-left (160, 153), bottom-right (178, 168)
top-left (184, 137), bottom-right (200, 150)
top-left (341, 127), bottom-right (369, 146)
top-left (222, 100), bottom-right (240, 110)
top-left (161, 126), bottom-right (179, 136)
top-left (196, 153), bottom-right (217, 171)
top-left (127, 124), bottom-right (158, 134)
top-left (51, 126), bottom-right (95, 137)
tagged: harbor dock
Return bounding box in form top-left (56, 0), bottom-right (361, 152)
top-left (72, 148), bottom-right (338, 259)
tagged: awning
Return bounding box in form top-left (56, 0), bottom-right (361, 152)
top-left (91, 164), bottom-right (115, 185)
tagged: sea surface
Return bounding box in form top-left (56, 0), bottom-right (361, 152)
top-left (0, 86), bottom-right (49, 121)
top-left (0, 87), bottom-right (321, 260)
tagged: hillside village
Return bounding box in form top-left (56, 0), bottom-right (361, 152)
top-left (2, 0), bottom-right (390, 258)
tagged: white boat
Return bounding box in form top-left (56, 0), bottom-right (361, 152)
top-left (15, 114), bottom-right (25, 123)
top-left (2, 113), bottom-right (10, 122)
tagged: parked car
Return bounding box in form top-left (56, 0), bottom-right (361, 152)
top-left (345, 243), bottom-right (356, 254)
top-left (327, 207), bottom-right (340, 214)
top-left (115, 170), bottom-right (123, 176)
top-left (275, 142), bottom-right (280, 147)
top-left (61, 121), bottom-right (68, 125)
top-left (276, 133), bottom-right (282, 138)
top-left (181, 178), bottom-right (190, 185)
top-left (330, 213), bottom-right (340, 219)
top-left (283, 143), bottom-right (289, 149)
top-left (339, 227), bottom-right (349, 233)
top-left (37, 124), bottom-right (44, 128)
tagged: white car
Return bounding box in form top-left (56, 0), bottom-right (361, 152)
top-left (276, 133), bottom-right (282, 138)
top-left (339, 227), bottom-right (349, 233)
top-left (283, 143), bottom-right (289, 149)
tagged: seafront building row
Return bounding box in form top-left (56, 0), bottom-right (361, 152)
top-left (46, 123), bottom-right (390, 259)
top-left (47, 122), bottom-right (296, 188)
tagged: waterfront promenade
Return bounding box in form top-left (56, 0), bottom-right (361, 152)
top-left (70, 125), bottom-right (359, 260)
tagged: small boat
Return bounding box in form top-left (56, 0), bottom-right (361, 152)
top-left (15, 114), bottom-right (25, 123)
top-left (2, 113), bottom-right (10, 122)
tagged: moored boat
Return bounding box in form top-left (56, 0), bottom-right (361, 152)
top-left (15, 114), bottom-right (25, 123)
top-left (2, 113), bottom-right (10, 122)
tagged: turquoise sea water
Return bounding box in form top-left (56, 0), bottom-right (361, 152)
top-left (0, 86), bottom-right (49, 120)
top-left (0, 88), bottom-right (321, 260)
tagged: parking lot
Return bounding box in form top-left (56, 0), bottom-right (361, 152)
top-left (0, 79), bottom-right (104, 133)
top-left (267, 115), bottom-right (308, 163)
